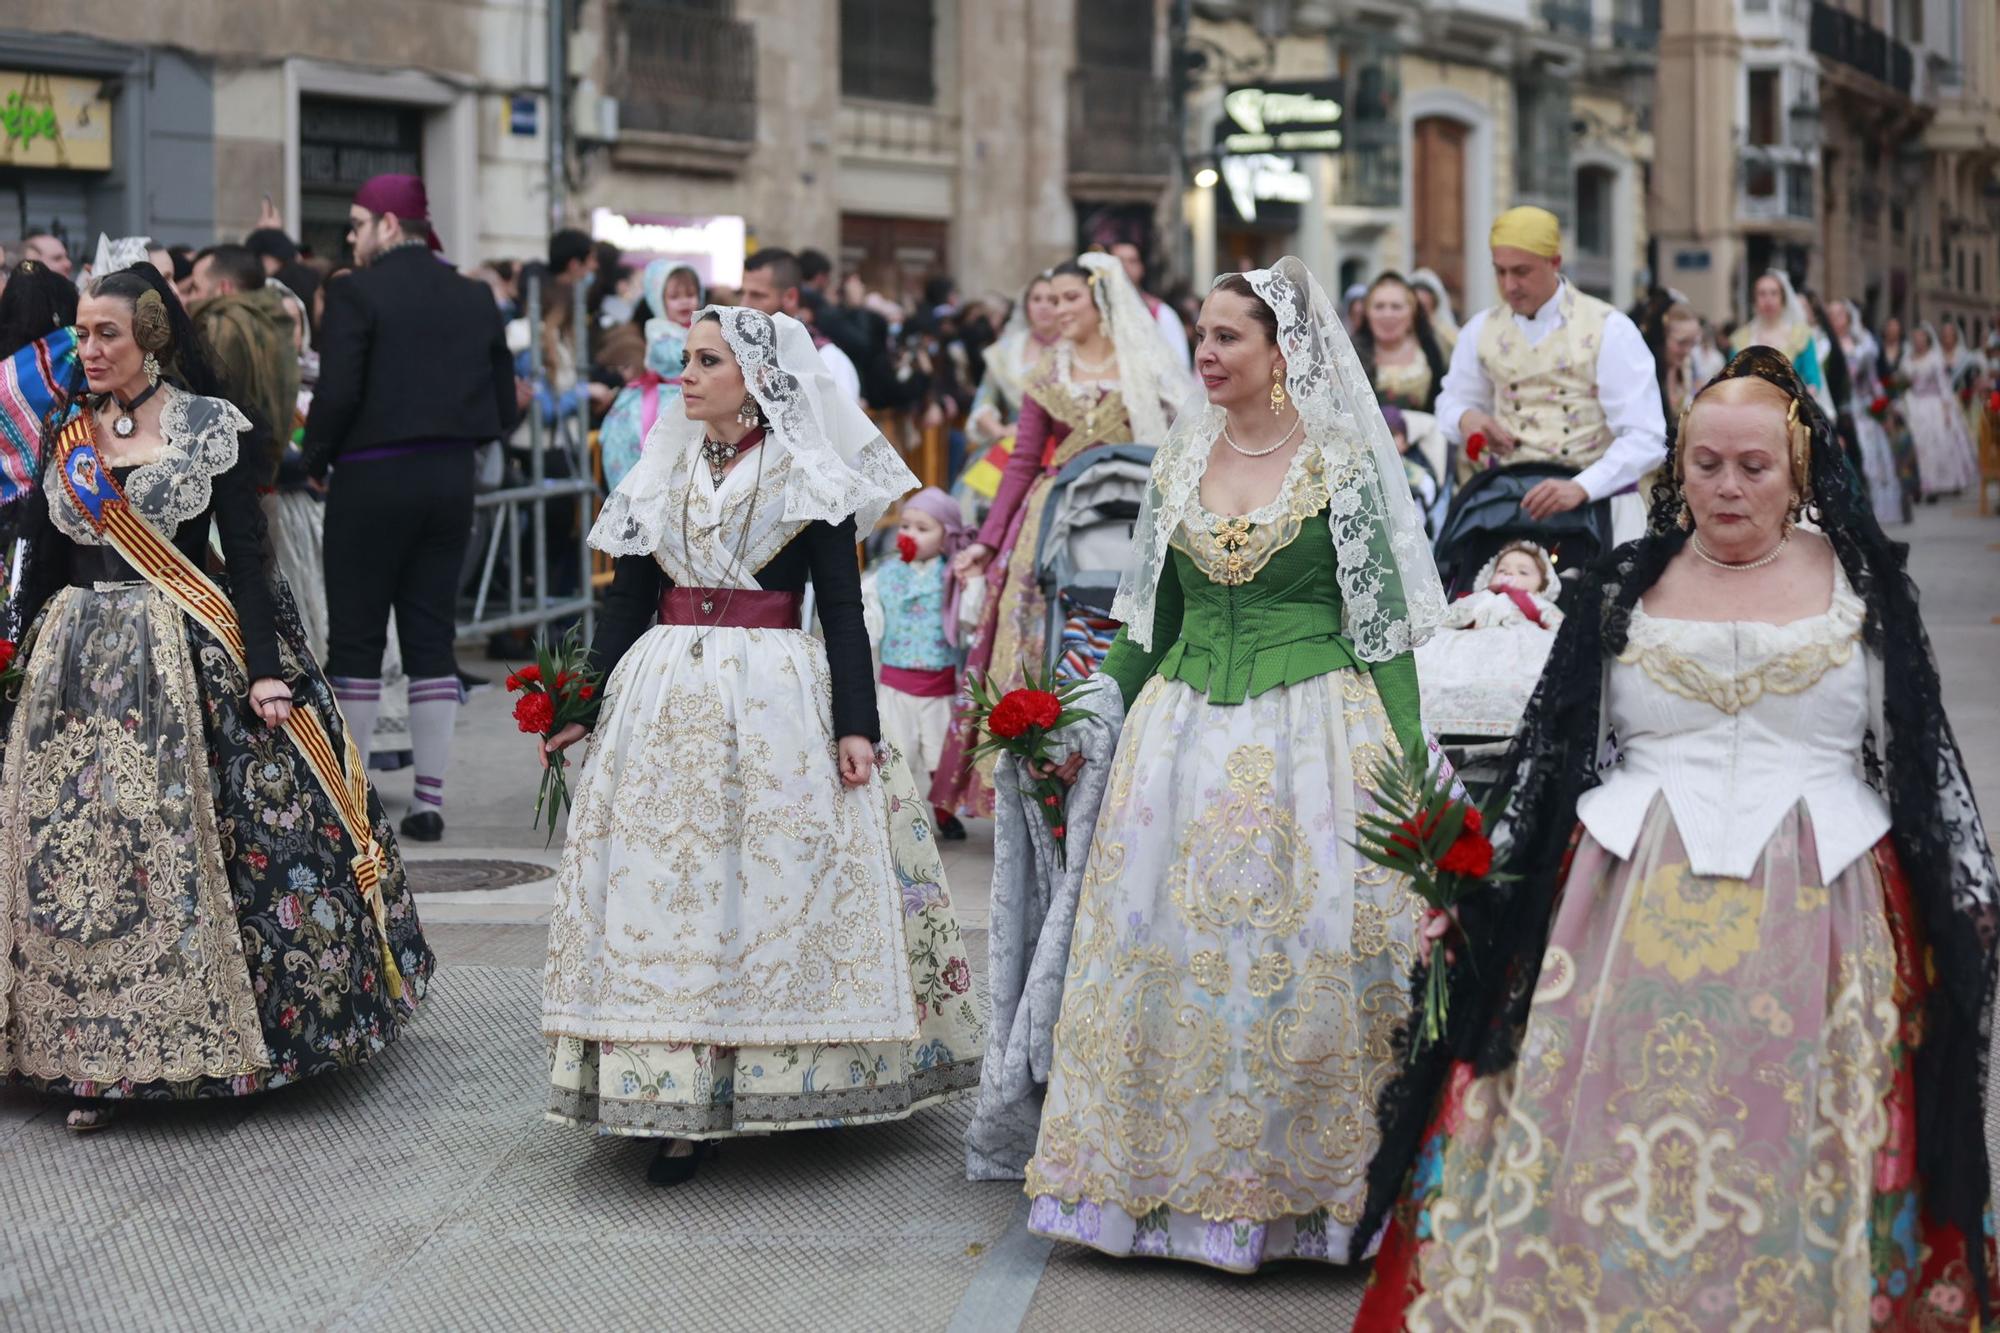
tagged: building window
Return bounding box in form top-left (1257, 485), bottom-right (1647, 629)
top-left (1747, 69), bottom-right (1781, 147)
top-left (1575, 166), bottom-right (1614, 257)
top-left (1514, 77), bottom-right (1573, 213)
top-left (1077, 0), bottom-right (1154, 70)
top-left (840, 0), bottom-right (936, 104)
top-left (613, 0), bottom-right (757, 142)
top-left (299, 97), bottom-right (424, 264)
top-left (1337, 32), bottom-right (1402, 210)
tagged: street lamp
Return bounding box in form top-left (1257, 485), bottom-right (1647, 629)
top-left (1787, 97), bottom-right (1821, 150)
top-left (1194, 166), bottom-right (1219, 189)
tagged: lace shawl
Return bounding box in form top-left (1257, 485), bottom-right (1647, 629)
top-left (50, 389), bottom-right (249, 546)
top-left (591, 306), bottom-right (916, 558)
top-left (1112, 256), bottom-right (1445, 661)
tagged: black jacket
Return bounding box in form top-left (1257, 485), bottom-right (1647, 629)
top-left (303, 245), bottom-right (515, 473)
top-left (589, 518), bottom-right (880, 743)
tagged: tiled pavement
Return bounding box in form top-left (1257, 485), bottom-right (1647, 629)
top-left (3, 502), bottom-right (1996, 1330)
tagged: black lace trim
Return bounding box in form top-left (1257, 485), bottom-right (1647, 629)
top-left (1354, 348), bottom-right (1999, 1316)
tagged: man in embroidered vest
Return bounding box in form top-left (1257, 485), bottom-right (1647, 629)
top-left (1435, 206), bottom-right (1666, 538)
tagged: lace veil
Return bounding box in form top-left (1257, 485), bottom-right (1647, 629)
top-left (590, 306), bottom-right (916, 557)
top-left (1110, 256), bottom-right (1445, 661)
top-left (1076, 252), bottom-right (1184, 446)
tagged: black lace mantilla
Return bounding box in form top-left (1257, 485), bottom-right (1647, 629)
top-left (1354, 347), bottom-right (2000, 1314)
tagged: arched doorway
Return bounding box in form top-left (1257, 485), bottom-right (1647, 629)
top-left (1412, 115), bottom-right (1468, 312)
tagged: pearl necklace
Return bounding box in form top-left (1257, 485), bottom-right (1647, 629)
top-left (1221, 413), bottom-right (1302, 458)
top-left (1691, 529), bottom-right (1789, 571)
top-left (1069, 344), bottom-right (1115, 376)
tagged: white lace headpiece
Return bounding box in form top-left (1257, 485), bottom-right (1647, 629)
top-left (1110, 255), bottom-right (1445, 661)
top-left (589, 306), bottom-right (917, 557)
top-left (1077, 251), bottom-right (1187, 444)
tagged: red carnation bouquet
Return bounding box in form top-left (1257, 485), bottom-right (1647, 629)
top-left (0, 638), bottom-right (21, 701)
top-left (508, 624), bottom-right (601, 845)
top-left (963, 666), bottom-right (1096, 867)
top-left (1352, 745), bottom-right (1512, 1055)
top-left (1867, 394), bottom-right (1891, 421)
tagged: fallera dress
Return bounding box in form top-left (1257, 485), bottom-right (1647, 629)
top-left (1022, 447), bottom-right (1430, 1271)
top-left (1359, 564), bottom-right (1993, 1328)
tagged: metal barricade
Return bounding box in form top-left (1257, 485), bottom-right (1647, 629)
top-left (458, 273), bottom-right (598, 642)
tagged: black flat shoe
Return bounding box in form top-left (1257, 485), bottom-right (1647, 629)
top-left (399, 810), bottom-right (444, 842)
top-left (647, 1140), bottom-right (710, 1187)
top-left (936, 812), bottom-right (967, 841)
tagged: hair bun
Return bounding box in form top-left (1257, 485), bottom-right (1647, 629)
top-left (132, 288), bottom-right (173, 355)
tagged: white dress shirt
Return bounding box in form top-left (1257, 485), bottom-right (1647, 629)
top-left (818, 339), bottom-right (863, 406)
top-left (1434, 282), bottom-right (1667, 502)
top-left (1146, 295), bottom-right (1193, 373)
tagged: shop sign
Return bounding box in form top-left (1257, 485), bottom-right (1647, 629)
top-left (1217, 80), bottom-right (1344, 156)
top-left (1220, 153), bottom-right (1311, 224)
top-left (591, 207), bottom-right (746, 288)
top-left (0, 70), bottom-right (113, 171)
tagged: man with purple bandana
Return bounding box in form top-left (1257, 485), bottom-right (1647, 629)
top-left (304, 173), bottom-right (517, 842)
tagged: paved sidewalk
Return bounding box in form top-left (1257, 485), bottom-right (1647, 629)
top-left (2, 502), bottom-right (1996, 1331)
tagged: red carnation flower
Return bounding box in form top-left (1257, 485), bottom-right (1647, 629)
top-left (1989, 390), bottom-right (2000, 413)
top-left (579, 684), bottom-right (595, 701)
top-left (1465, 430), bottom-right (1488, 463)
top-left (987, 694), bottom-right (1032, 739)
top-left (1018, 690), bottom-right (1061, 730)
top-left (513, 664), bottom-right (541, 689)
top-left (896, 533), bottom-right (918, 563)
top-left (513, 691), bottom-right (555, 735)
top-left (1439, 831), bottom-right (1495, 879)
top-left (1459, 805), bottom-right (1482, 837)
top-left (0, 639), bottom-right (16, 673)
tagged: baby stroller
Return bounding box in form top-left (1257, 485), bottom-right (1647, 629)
top-left (1424, 462), bottom-right (1614, 795)
top-left (1035, 445), bottom-right (1156, 680)
top-left (1432, 461), bottom-right (1613, 599)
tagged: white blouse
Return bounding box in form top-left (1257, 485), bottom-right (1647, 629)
top-left (1576, 565), bottom-right (1890, 880)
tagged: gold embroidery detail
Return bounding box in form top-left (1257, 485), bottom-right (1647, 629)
top-left (1617, 608), bottom-right (1860, 716)
top-left (1171, 453), bottom-right (1333, 587)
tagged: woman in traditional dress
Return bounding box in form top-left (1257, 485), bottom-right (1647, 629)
top-left (1353, 271), bottom-right (1450, 413)
top-left (1019, 257), bottom-right (1447, 1271)
top-left (965, 272), bottom-right (1061, 456)
top-left (599, 261), bottom-right (700, 493)
top-left (1828, 298), bottom-right (1908, 526)
top-left (1731, 269), bottom-right (1831, 416)
top-left (1, 264), bottom-right (431, 1129)
top-left (1355, 346), bottom-right (1997, 1328)
top-left (930, 253), bottom-right (1184, 820)
top-left (1408, 268), bottom-right (1459, 357)
top-left (1940, 319), bottom-right (1987, 444)
top-left (537, 306), bottom-right (982, 1185)
top-left (1904, 322), bottom-right (1982, 500)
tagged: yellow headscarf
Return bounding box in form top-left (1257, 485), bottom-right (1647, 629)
top-left (1489, 206), bottom-right (1562, 259)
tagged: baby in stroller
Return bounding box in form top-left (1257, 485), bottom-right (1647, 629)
top-left (1415, 539), bottom-right (1564, 741)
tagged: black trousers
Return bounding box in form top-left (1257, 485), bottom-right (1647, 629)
top-left (323, 448), bottom-right (475, 681)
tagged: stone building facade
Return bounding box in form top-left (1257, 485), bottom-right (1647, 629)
top-left (1653, 0), bottom-right (2000, 329)
top-left (1181, 0), bottom-right (1657, 317)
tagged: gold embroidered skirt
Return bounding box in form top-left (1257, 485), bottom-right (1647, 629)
top-left (1023, 669), bottom-right (1423, 1271)
top-left (542, 623), bottom-right (983, 1137)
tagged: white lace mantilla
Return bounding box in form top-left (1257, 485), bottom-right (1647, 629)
top-left (51, 389), bottom-right (249, 546)
top-left (593, 307), bottom-right (916, 559)
top-left (1113, 257), bottom-right (1445, 661)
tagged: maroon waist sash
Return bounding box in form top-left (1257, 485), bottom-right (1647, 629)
top-left (659, 586), bottom-right (803, 630)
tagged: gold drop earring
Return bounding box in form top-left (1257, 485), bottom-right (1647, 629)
top-left (1269, 365), bottom-right (1287, 415)
top-left (143, 352), bottom-right (161, 388)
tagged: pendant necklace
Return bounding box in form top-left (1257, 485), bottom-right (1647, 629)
top-left (106, 383), bottom-right (161, 440)
top-left (1222, 413), bottom-right (1302, 458)
top-left (680, 439), bottom-right (765, 662)
top-left (1691, 529), bottom-right (1789, 571)
top-left (700, 426), bottom-right (763, 487)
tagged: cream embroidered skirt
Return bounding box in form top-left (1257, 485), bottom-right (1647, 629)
top-left (1023, 669), bottom-right (1423, 1271)
top-left (542, 622), bottom-right (982, 1137)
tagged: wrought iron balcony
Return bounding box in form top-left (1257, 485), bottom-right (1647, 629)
top-left (1739, 146), bottom-right (1816, 225)
top-left (1808, 0), bottom-right (1914, 97)
top-left (1540, 0), bottom-right (1593, 39)
top-left (1067, 68), bottom-right (1173, 182)
top-left (613, 1), bottom-right (757, 144)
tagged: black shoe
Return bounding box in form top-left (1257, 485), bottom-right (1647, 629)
top-left (936, 812), bottom-right (967, 841)
top-left (647, 1140), bottom-right (710, 1187)
top-left (400, 810), bottom-right (444, 842)
top-left (457, 669), bottom-right (491, 694)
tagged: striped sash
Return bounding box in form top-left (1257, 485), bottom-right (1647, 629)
top-left (54, 411), bottom-right (404, 999)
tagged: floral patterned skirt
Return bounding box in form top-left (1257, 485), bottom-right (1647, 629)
top-left (545, 741), bottom-right (983, 1139)
top-left (1357, 799), bottom-right (1990, 1331)
top-left (1, 581), bottom-right (431, 1100)
top-left (1023, 671), bottom-right (1423, 1273)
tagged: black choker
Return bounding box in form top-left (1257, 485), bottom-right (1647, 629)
top-left (108, 383), bottom-right (161, 439)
